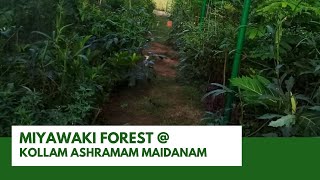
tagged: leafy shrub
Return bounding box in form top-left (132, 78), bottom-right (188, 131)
top-left (0, 0), bottom-right (155, 136)
top-left (171, 0), bottom-right (320, 136)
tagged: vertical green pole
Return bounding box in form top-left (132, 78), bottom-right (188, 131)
top-left (223, 0), bottom-right (251, 125)
top-left (199, 0), bottom-right (208, 31)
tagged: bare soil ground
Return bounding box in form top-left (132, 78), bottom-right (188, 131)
top-left (96, 16), bottom-right (202, 125)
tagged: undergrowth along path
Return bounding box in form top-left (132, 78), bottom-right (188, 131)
top-left (97, 15), bottom-right (202, 125)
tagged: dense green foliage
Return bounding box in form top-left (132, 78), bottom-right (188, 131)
top-left (0, 0), bottom-right (155, 136)
top-left (171, 0), bottom-right (320, 136)
top-left (2, 0), bottom-right (320, 137)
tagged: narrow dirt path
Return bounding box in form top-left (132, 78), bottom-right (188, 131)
top-left (96, 15), bottom-right (202, 125)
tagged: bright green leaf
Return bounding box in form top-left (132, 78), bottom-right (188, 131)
top-left (269, 115), bottom-right (296, 128)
